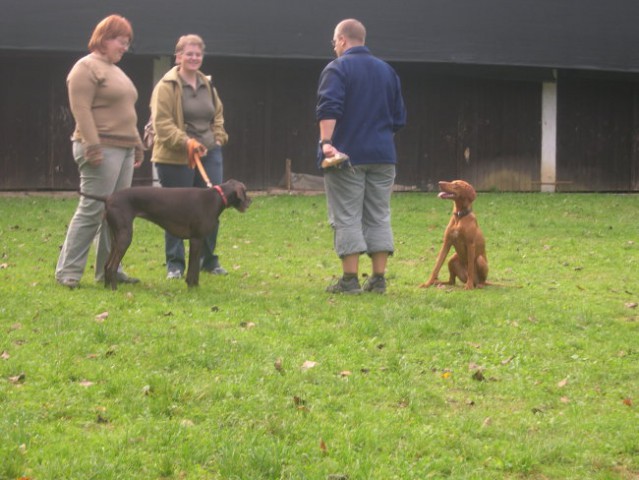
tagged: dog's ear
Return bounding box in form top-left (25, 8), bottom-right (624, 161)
top-left (457, 180), bottom-right (476, 202)
top-left (233, 182), bottom-right (251, 212)
top-left (465, 183), bottom-right (477, 202)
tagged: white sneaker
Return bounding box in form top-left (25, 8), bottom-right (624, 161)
top-left (167, 270), bottom-right (182, 280)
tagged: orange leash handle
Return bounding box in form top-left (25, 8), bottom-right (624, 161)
top-left (187, 139), bottom-right (213, 188)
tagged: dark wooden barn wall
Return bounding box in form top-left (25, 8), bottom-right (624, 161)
top-left (1, 53), bottom-right (637, 192)
top-left (0, 53), bottom-right (153, 190)
top-left (203, 58), bottom-right (321, 189)
top-left (557, 76), bottom-right (639, 191)
top-left (394, 67), bottom-right (541, 191)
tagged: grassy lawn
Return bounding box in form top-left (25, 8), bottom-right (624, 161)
top-left (1, 191), bottom-right (638, 479)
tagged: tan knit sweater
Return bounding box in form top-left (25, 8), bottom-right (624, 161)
top-left (67, 54), bottom-right (143, 156)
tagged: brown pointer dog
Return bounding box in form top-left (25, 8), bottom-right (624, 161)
top-left (419, 180), bottom-right (488, 290)
top-left (81, 179), bottom-right (250, 290)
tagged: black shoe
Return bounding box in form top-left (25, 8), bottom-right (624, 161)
top-left (203, 266), bottom-right (228, 275)
top-left (362, 275), bottom-right (386, 294)
top-left (326, 276), bottom-right (362, 294)
top-left (57, 278), bottom-right (79, 289)
top-left (116, 272), bottom-right (140, 284)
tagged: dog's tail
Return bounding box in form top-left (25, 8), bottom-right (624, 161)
top-left (78, 190), bottom-right (108, 202)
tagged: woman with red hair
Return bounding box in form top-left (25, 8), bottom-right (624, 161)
top-left (56, 14), bottom-right (144, 289)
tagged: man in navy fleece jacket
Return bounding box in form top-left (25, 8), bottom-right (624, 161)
top-left (317, 18), bottom-right (406, 294)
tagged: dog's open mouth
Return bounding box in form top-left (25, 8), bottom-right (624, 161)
top-left (438, 192), bottom-right (456, 199)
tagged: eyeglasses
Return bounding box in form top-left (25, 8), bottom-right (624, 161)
top-left (111, 36), bottom-right (130, 48)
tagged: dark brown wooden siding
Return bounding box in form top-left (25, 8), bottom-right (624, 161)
top-left (557, 74), bottom-right (639, 191)
top-left (213, 59), bottom-right (543, 191)
top-left (1, 53), bottom-right (637, 192)
top-left (395, 66), bottom-right (542, 191)
top-left (0, 53), bottom-right (153, 190)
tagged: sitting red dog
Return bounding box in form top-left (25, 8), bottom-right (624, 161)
top-left (420, 180), bottom-right (488, 290)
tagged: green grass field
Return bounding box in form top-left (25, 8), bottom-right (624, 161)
top-left (1, 191), bottom-right (638, 479)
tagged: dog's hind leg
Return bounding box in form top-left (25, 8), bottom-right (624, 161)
top-left (475, 255), bottom-right (488, 287)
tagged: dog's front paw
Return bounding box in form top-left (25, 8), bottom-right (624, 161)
top-left (419, 280), bottom-right (437, 288)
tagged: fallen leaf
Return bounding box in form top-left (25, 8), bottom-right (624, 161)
top-left (180, 419), bottom-right (195, 427)
top-left (472, 370), bottom-right (485, 381)
top-left (482, 417), bottom-right (492, 427)
top-left (301, 360), bottom-right (318, 371)
top-left (142, 385), bottom-right (152, 396)
top-left (9, 373), bottom-right (26, 384)
top-left (274, 358), bottom-right (283, 371)
top-left (339, 370), bottom-right (352, 377)
top-left (0, 263), bottom-right (8, 269)
top-left (320, 438), bottom-right (328, 455)
top-left (468, 362), bottom-right (482, 371)
top-left (557, 377), bottom-right (569, 388)
top-left (96, 414), bottom-right (109, 424)
top-left (560, 396), bottom-right (570, 403)
top-left (293, 396), bottom-right (306, 406)
top-left (1, 351), bottom-right (9, 360)
top-left (95, 311), bottom-right (109, 322)
top-left (623, 398), bottom-right (633, 407)
top-left (625, 302), bottom-right (638, 309)
top-left (501, 355), bottom-right (515, 365)
top-left (239, 321), bottom-right (256, 329)
top-left (79, 380), bottom-right (94, 387)
top-left (441, 371), bottom-right (452, 379)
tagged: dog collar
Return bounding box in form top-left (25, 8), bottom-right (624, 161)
top-left (454, 208), bottom-right (472, 218)
top-left (213, 185), bottom-right (228, 206)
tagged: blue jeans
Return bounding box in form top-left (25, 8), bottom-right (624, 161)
top-left (155, 146), bottom-right (224, 273)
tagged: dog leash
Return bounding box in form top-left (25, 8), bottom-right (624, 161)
top-left (187, 139), bottom-right (213, 188)
top-left (187, 139), bottom-right (227, 206)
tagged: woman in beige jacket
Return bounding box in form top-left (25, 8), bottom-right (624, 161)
top-left (150, 34), bottom-right (229, 279)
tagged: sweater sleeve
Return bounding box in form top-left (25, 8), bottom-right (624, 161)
top-left (67, 62), bottom-right (100, 147)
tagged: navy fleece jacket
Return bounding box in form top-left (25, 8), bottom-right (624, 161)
top-left (316, 46), bottom-right (406, 168)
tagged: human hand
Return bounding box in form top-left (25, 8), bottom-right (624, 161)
top-left (134, 146), bottom-right (144, 168)
top-left (187, 138), bottom-right (208, 157)
top-left (85, 144), bottom-right (103, 166)
top-left (321, 143), bottom-right (337, 158)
